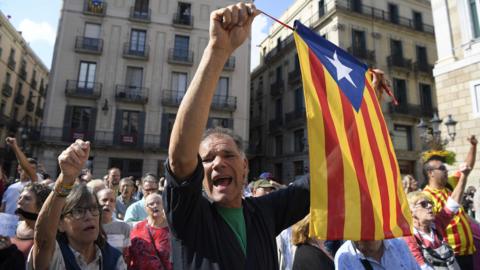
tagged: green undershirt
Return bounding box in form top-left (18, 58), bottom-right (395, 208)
top-left (216, 205), bottom-right (247, 255)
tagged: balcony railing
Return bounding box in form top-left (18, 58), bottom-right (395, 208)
top-left (224, 56), bottom-right (236, 71)
top-left (31, 78), bottom-right (37, 89)
top-left (270, 80), bottom-right (285, 96)
top-left (387, 55), bottom-right (412, 70)
top-left (35, 107), bottom-right (44, 118)
top-left (172, 13), bottom-right (194, 28)
top-left (26, 100), bottom-right (35, 112)
top-left (335, 0), bottom-right (434, 34)
top-left (161, 90), bottom-right (185, 107)
top-left (288, 69), bottom-right (301, 85)
top-left (2, 83), bottom-right (12, 97)
top-left (65, 80), bottom-right (102, 99)
top-left (414, 61), bottom-right (433, 75)
top-left (129, 7), bottom-right (151, 22)
top-left (7, 57), bottom-right (16, 70)
top-left (168, 48), bottom-right (194, 65)
top-left (83, 0), bottom-right (106, 16)
top-left (347, 47), bottom-right (376, 63)
top-left (389, 103), bottom-right (436, 118)
top-left (115, 85), bottom-right (149, 104)
top-left (19, 67), bottom-right (27, 81)
top-left (211, 95), bottom-right (237, 112)
top-left (285, 109), bottom-right (306, 129)
top-left (75, 36), bottom-right (103, 54)
top-left (123, 43), bottom-right (149, 60)
top-left (269, 117), bottom-right (284, 133)
top-left (15, 93), bottom-right (25, 105)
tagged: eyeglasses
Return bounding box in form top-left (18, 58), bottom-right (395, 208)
top-left (416, 200), bottom-right (433, 209)
top-left (430, 165), bottom-right (447, 172)
top-left (65, 206), bottom-right (101, 220)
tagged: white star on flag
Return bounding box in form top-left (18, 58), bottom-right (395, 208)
top-left (326, 51), bottom-right (357, 87)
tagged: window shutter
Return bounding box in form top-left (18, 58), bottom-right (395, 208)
top-left (113, 109), bottom-right (123, 144)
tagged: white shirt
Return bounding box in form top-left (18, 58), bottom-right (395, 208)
top-left (2, 180), bottom-right (30, 214)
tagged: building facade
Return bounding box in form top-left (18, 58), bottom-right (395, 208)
top-left (250, 0), bottom-right (437, 183)
top-left (37, 0), bottom-right (249, 178)
top-left (431, 0), bottom-right (480, 186)
top-left (0, 11), bottom-right (49, 176)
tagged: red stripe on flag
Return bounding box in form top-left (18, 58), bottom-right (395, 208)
top-left (366, 82), bottom-right (411, 236)
top-left (308, 50), bottom-right (345, 239)
top-left (339, 90), bottom-right (375, 240)
top-left (458, 214), bottom-right (471, 253)
top-left (358, 96), bottom-right (393, 238)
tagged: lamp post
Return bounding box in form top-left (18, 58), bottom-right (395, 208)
top-left (417, 113), bottom-right (458, 150)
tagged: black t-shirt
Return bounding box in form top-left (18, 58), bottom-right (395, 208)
top-left (292, 244), bottom-right (334, 270)
top-left (163, 158), bottom-right (310, 270)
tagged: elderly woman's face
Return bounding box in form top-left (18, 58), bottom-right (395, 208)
top-left (145, 194), bottom-right (164, 219)
top-left (412, 198), bottom-right (435, 224)
top-left (60, 195), bottom-right (100, 245)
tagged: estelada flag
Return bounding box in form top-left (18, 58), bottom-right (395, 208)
top-left (293, 21), bottom-right (412, 240)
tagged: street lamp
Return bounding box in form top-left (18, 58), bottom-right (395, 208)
top-left (417, 113), bottom-right (457, 150)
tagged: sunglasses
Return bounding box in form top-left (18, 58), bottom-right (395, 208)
top-left (430, 165), bottom-right (447, 171)
top-left (416, 200), bottom-right (433, 209)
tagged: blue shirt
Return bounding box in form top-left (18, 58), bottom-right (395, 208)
top-left (123, 199), bottom-right (146, 223)
top-left (334, 239), bottom-right (420, 270)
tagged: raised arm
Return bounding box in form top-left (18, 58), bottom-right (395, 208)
top-left (5, 137), bottom-right (38, 182)
top-left (450, 163), bottom-right (472, 205)
top-left (464, 135), bottom-right (477, 170)
top-left (31, 140), bottom-right (89, 270)
top-left (168, 3), bottom-right (259, 179)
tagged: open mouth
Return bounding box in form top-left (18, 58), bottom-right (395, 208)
top-left (83, 225), bottom-right (95, 232)
top-left (102, 207), bottom-right (110, 212)
top-left (213, 177), bottom-right (233, 187)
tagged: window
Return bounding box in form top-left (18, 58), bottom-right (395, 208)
top-left (393, 78), bottom-right (407, 107)
top-left (294, 88), bottom-right (305, 111)
top-left (177, 2), bottom-right (191, 24)
top-left (109, 158), bottom-right (143, 179)
top-left (130, 29), bottom-right (146, 53)
top-left (274, 163), bottom-right (283, 181)
top-left (171, 72), bottom-right (187, 100)
top-left (352, 30), bottom-right (366, 55)
top-left (413, 11), bottom-right (423, 31)
top-left (294, 160), bottom-right (304, 176)
top-left (174, 35), bottom-right (190, 60)
top-left (390, 39), bottom-right (403, 58)
top-left (277, 37), bottom-right (282, 50)
top-left (393, 125), bottom-right (413, 150)
top-left (416, 46), bottom-right (427, 63)
top-left (275, 135), bottom-right (283, 155)
top-left (275, 98), bottom-right (283, 119)
top-left (419, 83), bottom-right (433, 114)
top-left (351, 0), bottom-right (362, 13)
top-left (17, 81), bottom-right (23, 93)
top-left (294, 129), bottom-right (305, 152)
top-left (276, 66), bottom-right (283, 81)
top-left (215, 77), bottom-right (229, 96)
top-left (71, 107), bottom-right (92, 132)
top-left (9, 48), bottom-right (15, 60)
top-left (5, 72), bottom-right (11, 85)
top-left (0, 101), bottom-right (6, 115)
top-left (125, 67), bottom-right (143, 90)
top-left (84, 23), bottom-right (101, 39)
top-left (208, 117), bottom-right (232, 129)
top-left (77, 61), bottom-right (96, 89)
top-left (470, 80), bottom-right (480, 116)
top-left (469, 0), bottom-right (480, 38)
top-left (133, 0), bottom-right (149, 15)
top-left (389, 3), bottom-right (399, 24)
top-left (319, 0), bottom-right (325, 16)
top-left (122, 111), bottom-right (139, 134)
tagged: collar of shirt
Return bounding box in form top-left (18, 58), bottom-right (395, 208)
top-left (69, 244), bottom-right (102, 269)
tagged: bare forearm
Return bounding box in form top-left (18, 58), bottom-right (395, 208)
top-left (451, 174), bottom-right (468, 204)
top-left (168, 45), bottom-right (230, 178)
top-left (11, 143), bottom-right (37, 181)
top-left (32, 174), bottom-right (68, 269)
top-left (465, 144), bottom-right (477, 169)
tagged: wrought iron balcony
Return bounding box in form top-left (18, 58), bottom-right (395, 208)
top-left (161, 90), bottom-right (184, 107)
top-left (2, 83), bottom-right (12, 97)
top-left (27, 100), bottom-right (35, 112)
top-left (387, 55), bottom-right (412, 71)
top-left (285, 109), bottom-right (306, 129)
top-left (123, 43), bottom-right (149, 60)
top-left (115, 85), bottom-right (149, 104)
top-left (83, 0), bottom-right (106, 16)
top-left (7, 57), bottom-right (16, 70)
top-left (129, 7), bottom-right (151, 22)
top-left (211, 95), bottom-right (237, 112)
top-left (31, 78), bottom-right (37, 89)
top-left (224, 56), bottom-right (236, 71)
top-left (19, 67), bottom-right (27, 81)
top-left (172, 13), bottom-right (193, 28)
top-left (75, 36), bottom-right (103, 54)
top-left (65, 80), bottom-right (102, 99)
top-left (413, 61), bottom-right (433, 75)
top-left (35, 107), bottom-right (44, 118)
top-left (15, 93), bottom-right (25, 105)
top-left (269, 117), bottom-right (284, 133)
top-left (288, 69), bottom-right (301, 85)
top-left (168, 48), bottom-right (194, 65)
top-left (388, 103), bottom-right (436, 118)
top-left (347, 47), bottom-right (376, 63)
top-left (270, 80), bottom-right (285, 96)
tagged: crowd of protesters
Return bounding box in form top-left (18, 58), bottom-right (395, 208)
top-left (2, 2), bottom-right (480, 270)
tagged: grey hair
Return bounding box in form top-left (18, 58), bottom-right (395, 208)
top-left (202, 127), bottom-right (244, 154)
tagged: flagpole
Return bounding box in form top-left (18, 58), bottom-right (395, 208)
top-left (258, 9), bottom-right (294, 31)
